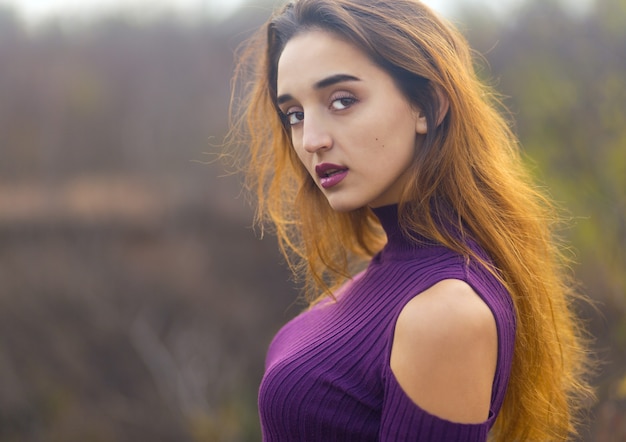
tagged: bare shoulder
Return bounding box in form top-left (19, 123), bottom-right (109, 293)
top-left (389, 279), bottom-right (498, 424)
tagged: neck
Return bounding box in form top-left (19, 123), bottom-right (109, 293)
top-left (371, 204), bottom-right (437, 258)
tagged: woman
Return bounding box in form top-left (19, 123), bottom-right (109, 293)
top-left (227, 0), bottom-right (594, 440)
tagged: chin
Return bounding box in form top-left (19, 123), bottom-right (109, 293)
top-left (325, 196), bottom-right (362, 213)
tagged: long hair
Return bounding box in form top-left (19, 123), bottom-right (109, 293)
top-left (227, 0), bottom-right (594, 439)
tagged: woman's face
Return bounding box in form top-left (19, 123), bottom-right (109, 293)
top-left (276, 29), bottom-right (427, 212)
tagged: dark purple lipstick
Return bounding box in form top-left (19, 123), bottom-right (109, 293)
top-left (315, 163), bottom-right (349, 189)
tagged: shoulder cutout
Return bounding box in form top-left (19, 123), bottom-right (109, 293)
top-left (389, 279), bottom-right (497, 424)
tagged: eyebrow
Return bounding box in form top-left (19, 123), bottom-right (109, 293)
top-left (276, 74), bottom-right (361, 105)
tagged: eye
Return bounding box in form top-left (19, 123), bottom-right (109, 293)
top-left (283, 107), bottom-right (304, 126)
top-left (330, 94), bottom-right (357, 111)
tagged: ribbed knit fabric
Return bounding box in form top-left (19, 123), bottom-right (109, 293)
top-left (258, 204), bottom-right (516, 441)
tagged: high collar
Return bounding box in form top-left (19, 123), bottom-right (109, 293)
top-left (371, 204), bottom-right (438, 260)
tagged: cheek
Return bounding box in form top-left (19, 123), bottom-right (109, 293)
top-left (292, 146), bottom-right (308, 168)
top-left (372, 134), bottom-right (418, 180)
top-left (290, 145), bottom-right (315, 178)
top-left (371, 127), bottom-right (416, 158)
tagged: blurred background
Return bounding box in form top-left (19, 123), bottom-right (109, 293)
top-left (0, 0), bottom-right (624, 440)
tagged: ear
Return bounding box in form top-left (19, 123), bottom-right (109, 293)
top-left (434, 85), bottom-right (450, 127)
top-left (415, 110), bottom-right (428, 135)
top-left (414, 86), bottom-right (450, 134)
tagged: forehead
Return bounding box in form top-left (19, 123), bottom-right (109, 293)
top-left (276, 30), bottom-right (377, 94)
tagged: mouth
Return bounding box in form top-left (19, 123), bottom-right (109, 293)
top-left (315, 163), bottom-right (349, 189)
top-left (319, 168), bottom-right (346, 178)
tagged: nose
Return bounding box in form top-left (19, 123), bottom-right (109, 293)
top-left (301, 115), bottom-right (332, 154)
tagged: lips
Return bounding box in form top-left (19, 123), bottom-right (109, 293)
top-left (315, 163), bottom-right (349, 189)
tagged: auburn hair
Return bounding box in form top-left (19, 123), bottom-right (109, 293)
top-left (227, 0), bottom-right (594, 439)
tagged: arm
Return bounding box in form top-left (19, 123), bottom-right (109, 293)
top-left (388, 279), bottom-right (498, 430)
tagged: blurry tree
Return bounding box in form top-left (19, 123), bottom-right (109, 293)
top-left (462, 0), bottom-right (626, 438)
top-left (0, 9), bottom-right (234, 183)
top-left (479, 0), bottom-right (626, 324)
top-left (0, 4), bottom-right (296, 442)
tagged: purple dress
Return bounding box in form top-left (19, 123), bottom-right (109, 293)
top-left (259, 204), bottom-right (516, 441)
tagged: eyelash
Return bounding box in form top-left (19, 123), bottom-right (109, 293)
top-left (329, 93), bottom-right (357, 111)
top-left (281, 92), bottom-right (358, 126)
